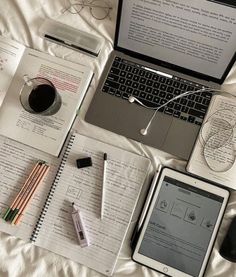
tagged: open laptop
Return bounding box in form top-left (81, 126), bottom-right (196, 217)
top-left (85, 0), bottom-right (236, 160)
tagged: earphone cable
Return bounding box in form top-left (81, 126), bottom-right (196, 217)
top-left (129, 88), bottom-right (226, 136)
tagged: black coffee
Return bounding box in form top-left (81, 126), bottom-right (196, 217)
top-left (28, 84), bottom-right (56, 113)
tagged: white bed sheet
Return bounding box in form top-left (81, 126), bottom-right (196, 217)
top-left (0, 0), bottom-right (236, 276)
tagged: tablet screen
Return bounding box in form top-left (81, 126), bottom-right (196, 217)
top-left (138, 176), bottom-right (224, 277)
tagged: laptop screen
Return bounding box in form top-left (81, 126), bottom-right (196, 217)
top-left (115, 0), bottom-right (236, 83)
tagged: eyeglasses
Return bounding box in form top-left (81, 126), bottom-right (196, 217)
top-left (63, 0), bottom-right (112, 20)
top-left (128, 87), bottom-right (236, 172)
top-left (200, 109), bottom-right (236, 172)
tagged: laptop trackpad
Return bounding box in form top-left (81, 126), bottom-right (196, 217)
top-left (163, 119), bottom-right (200, 159)
top-left (142, 113), bottom-right (172, 148)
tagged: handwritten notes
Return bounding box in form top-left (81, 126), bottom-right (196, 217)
top-left (34, 133), bottom-right (150, 276)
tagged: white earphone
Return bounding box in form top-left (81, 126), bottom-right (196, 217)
top-left (128, 88), bottom-right (221, 136)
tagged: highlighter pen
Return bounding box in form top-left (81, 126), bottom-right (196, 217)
top-left (71, 202), bottom-right (89, 247)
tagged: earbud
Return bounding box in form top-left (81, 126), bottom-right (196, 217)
top-left (140, 128), bottom-right (148, 136)
top-left (128, 96), bottom-right (135, 103)
top-left (128, 96), bottom-right (154, 108)
top-left (129, 96), bottom-right (148, 135)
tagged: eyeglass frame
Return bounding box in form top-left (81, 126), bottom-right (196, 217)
top-left (63, 0), bottom-right (113, 20)
top-left (199, 108), bottom-right (236, 172)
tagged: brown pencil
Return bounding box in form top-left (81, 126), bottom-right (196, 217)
top-left (3, 161), bottom-right (43, 221)
top-left (12, 164), bottom-right (50, 225)
top-left (13, 163), bottom-right (46, 209)
top-left (7, 162), bottom-right (47, 222)
top-left (9, 162), bottom-right (48, 222)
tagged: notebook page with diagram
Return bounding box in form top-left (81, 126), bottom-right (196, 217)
top-left (31, 133), bottom-right (151, 276)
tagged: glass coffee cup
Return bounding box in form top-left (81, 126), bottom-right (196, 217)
top-left (19, 75), bottom-right (62, 115)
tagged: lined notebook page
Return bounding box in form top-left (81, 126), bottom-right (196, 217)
top-left (34, 133), bottom-right (151, 276)
top-left (0, 135), bottom-right (59, 241)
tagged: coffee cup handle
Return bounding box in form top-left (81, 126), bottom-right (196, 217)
top-left (23, 74), bottom-right (33, 87)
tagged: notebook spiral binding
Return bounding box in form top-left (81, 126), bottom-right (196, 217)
top-left (30, 134), bottom-right (75, 242)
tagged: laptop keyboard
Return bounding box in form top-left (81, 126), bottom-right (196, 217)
top-left (101, 57), bottom-right (213, 126)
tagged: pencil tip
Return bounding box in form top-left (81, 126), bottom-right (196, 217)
top-left (104, 153), bottom-right (107, 160)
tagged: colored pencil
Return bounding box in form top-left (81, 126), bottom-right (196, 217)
top-left (2, 160), bottom-right (50, 225)
top-left (12, 164), bottom-right (50, 225)
top-left (3, 161), bottom-right (43, 221)
top-left (7, 162), bottom-right (46, 222)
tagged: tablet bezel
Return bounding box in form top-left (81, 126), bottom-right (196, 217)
top-left (132, 167), bottom-right (229, 277)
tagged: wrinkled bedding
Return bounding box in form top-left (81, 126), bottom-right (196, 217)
top-left (0, 1), bottom-right (236, 276)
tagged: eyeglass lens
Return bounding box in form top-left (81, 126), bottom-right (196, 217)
top-left (203, 139), bottom-right (235, 172)
top-left (90, 0), bottom-right (111, 20)
top-left (66, 0), bottom-right (111, 19)
top-left (200, 109), bottom-right (236, 172)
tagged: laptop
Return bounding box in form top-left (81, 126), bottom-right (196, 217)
top-left (85, 0), bottom-right (236, 160)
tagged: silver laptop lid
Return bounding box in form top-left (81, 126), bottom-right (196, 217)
top-left (114, 0), bottom-right (236, 84)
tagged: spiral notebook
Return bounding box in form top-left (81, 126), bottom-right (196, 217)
top-left (0, 133), bottom-right (151, 276)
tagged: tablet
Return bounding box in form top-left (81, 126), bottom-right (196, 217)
top-left (132, 167), bottom-right (229, 277)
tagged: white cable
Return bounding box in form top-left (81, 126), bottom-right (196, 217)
top-left (128, 96), bottom-right (157, 110)
top-left (128, 88), bottom-right (224, 136)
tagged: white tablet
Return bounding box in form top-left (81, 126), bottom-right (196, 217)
top-left (132, 167), bottom-right (229, 277)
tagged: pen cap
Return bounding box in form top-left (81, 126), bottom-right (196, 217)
top-left (72, 202), bottom-right (77, 212)
top-left (76, 157), bottom-right (92, 169)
